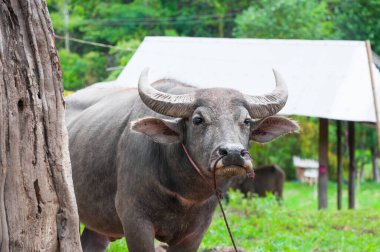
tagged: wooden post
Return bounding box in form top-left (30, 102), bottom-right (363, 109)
top-left (371, 147), bottom-right (380, 182)
top-left (318, 118), bottom-right (329, 209)
top-left (348, 121), bottom-right (356, 209)
top-left (337, 120), bottom-right (342, 210)
top-left (366, 41), bottom-right (380, 159)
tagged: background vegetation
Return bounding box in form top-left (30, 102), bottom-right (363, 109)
top-left (103, 182), bottom-right (380, 251)
top-left (48, 0), bottom-right (380, 181)
top-left (53, 1), bottom-right (380, 250)
top-left (47, 0), bottom-right (380, 90)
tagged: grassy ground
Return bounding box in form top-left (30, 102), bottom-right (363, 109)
top-left (104, 181), bottom-right (380, 251)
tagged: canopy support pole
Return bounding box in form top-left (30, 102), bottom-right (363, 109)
top-left (348, 121), bottom-right (356, 209)
top-left (366, 40), bottom-right (380, 156)
top-left (318, 118), bottom-right (328, 209)
top-left (337, 120), bottom-right (342, 210)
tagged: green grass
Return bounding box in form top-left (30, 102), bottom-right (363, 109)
top-left (104, 182), bottom-right (380, 251)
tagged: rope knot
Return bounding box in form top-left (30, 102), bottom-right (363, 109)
top-left (215, 189), bottom-right (224, 200)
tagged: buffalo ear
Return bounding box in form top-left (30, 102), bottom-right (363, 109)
top-left (251, 116), bottom-right (300, 143)
top-left (131, 117), bottom-right (183, 144)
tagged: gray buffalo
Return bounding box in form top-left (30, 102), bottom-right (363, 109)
top-left (229, 165), bottom-right (286, 201)
top-left (66, 69), bottom-right (299, 252)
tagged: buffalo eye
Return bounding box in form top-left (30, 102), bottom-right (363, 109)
top-left (244, 118), bottom-right (251, 126)
top-left (192, 116), bottom-right (203, 125)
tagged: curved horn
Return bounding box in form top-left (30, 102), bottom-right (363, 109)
top-left (243, 69), bottom-right (288, 118)
top-left (138, 68), bottom-right (195, 117)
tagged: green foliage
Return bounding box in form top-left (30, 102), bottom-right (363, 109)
top-left (82, 51), bottom-right (108, 84)
top-left (160, 0), bottom-right (251, 37)
top-left (59, 50), bottom-right (107, 90)
top-left (48, 0), bottom-right (380, 91)
top-left (73, 1), bottom-right (164, 44)
top-left (234, 0), bottom-right (334, 39)
top-left (332, 0), bottom-right (380, 54)
top-left (49, 0), bottom-right (380, 181)
top-left (103, 181), bottom-right (380, 251)
top-left (59, 49), bottom-right (87, 90)
top-left (106, 39), bottom-right (142, 80)
top-left (251, 116), bottom-right (317, 180)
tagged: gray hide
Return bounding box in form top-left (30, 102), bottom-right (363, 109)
top-left (66, 74), bottom-right (299, 252)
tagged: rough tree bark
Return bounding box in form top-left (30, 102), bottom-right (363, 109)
top-left (0, 0), bottom-right (82, 251)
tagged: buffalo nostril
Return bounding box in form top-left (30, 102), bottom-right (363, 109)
top-left (219, 148), bottom-right (228, 156)
top-left (241, 149), bottom-right (249, 157)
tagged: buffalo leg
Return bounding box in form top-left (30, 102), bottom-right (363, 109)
top-left (155, 243), bottom-right (169, 251)
top-left (123, 219), bottom-right (155, 252)
top-left (81, 227), bottom-right (110, 252)
top-left (166, 229), bottom-right (207, 252)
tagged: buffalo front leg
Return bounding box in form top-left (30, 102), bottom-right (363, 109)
top-left (155, 243), bottom-right (169, 251)
top-left (166, 229), bottom-right (207, 252)
top-left (122, 218), bottom-right (156, 252)
top-left (81, 227), bottom-right (110, 252)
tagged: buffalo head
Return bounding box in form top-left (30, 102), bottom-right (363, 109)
top-left (132, 68), bottom-right (299, 178)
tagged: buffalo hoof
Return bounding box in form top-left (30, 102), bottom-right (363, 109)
top-left (155, 243), bottom-right (169, 252)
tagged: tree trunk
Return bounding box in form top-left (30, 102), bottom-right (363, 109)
top-left (0, 0), bottom-right (82, 251)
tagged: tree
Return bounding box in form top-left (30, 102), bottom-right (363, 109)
top-left (45, 0), bottom-right (255, 90)
top-left (0, 0), bottom-right (82, 251)
top-left (332, 0), bottom-right (380, 54)
top-left (233, 0), bottom-right (334, 40)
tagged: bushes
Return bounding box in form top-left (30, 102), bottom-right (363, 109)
top-left (250, 116), bottom-right (317, 180)
top-left (233, 0), bottom-right (334, 40)
top-left (59, 49), bottom-right (107, 90)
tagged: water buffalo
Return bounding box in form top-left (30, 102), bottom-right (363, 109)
top-left (66, 68), bottom-right (299, 252)
top-left (229, 165), bottom-right (285, 200)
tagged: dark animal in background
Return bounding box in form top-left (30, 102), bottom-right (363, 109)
top-left (66, 68), bottom-right (298, 252)
top-left (228, 165), bottom-right (285, 202)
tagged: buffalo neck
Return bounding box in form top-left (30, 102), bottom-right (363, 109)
top-left (157, 143), bottom-right (230, 203)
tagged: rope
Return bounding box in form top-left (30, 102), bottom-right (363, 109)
top-left (181, 143), bottom-right (243, 252)
top-left (181, 143), bottom-right (214, 189)
top-left (212, 156), bottom-right (238, 251)
top-left (54, 35), bottom-right (134, 52)
top-left (72, 11), bottom-right (242, 26)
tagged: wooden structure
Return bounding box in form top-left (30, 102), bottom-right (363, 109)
top-left (83, 37), bottom-right (380, 210)
top-left (315, 41), bottom-right (378, 210)
top-left (318, 119), bottom-right (329, 209)
top-left (293, 156), bottom-right (319, 185)
top-left (336, 121), bottom-right (342, 210)
top-left (348, 122), bottom-right (356, 209)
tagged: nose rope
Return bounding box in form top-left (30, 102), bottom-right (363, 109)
top-left (181, 143), bottom-right (214, 189)
top-left (212, 157), bottom-right (238, 252)
top-left (181, 143), bottom-right (247, 252)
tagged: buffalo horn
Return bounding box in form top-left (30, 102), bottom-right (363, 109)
top-left (138, 68), bottom-right (195, 117)
top-left (243, 69), bottom-right (288, 118)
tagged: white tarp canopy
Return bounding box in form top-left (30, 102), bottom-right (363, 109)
top-left (110, 36), bottom-right (380, 122)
